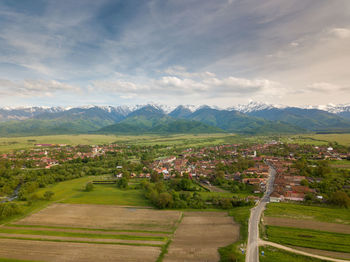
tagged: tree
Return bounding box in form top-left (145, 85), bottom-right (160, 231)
top-left (150, 172), bottom-right (160, 183)
top-left (85, 182), bottom-right (94, 192)
top-left (330, 191), bottom-right (350, 208)
top-left (43, 191), bottom-right (54, 201)
top-left (117, 177), bottom-right (128, 189)
top-left (157, 192), bottom-right (173, 209)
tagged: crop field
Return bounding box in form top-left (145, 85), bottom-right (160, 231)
top-left (265, 226), bottom-right (350, 253)
top-left (0, 238), bottom-right (161, 262)
top-left (282, 133), bottom-right (350, 146)
top-left (264, 203), bottom-right (350, 225)
top-left (0, 133), bottom-right (241, 153)
top-left (163, 211), bottom-right (239, 262)
top-left (0, 203), bottom-right (183, 262)
top-left (264, 217), bottom-right (350, 234)
top-left (259, 245), bottom-right (327, 262)
top-left (0, 203), bottom-right (241, 262)
top-left (14, 203), bottom-right (181, 232)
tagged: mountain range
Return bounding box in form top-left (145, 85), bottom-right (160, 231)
top-left (0, 102), bottom-right (350, 136)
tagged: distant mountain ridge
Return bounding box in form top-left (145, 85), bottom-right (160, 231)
top-left (0, 102), bottom-right (350, 136)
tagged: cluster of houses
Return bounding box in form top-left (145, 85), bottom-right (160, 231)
top-left (0, 144), bottom-right (123, 169)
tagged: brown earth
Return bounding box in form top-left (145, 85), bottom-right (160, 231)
top-left (0, 238), bottom-right (160, 262)
top-left (164, 212), bottom-right (239, 262)
top-left (293, 246), bottom-right (350, 260)
top-left (0, 233), bottom-right (164, 245)
top-left (15, 203), bottom-right (182, 231)
top-left (2, 225), bottom-right (169, 237)
top-left (264, 217), bottom-right (350, 234)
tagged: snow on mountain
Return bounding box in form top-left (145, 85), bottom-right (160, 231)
top-left (305, 103), bottom-right (350, 114)
top-left (228, 101), bottom-right (286, 113)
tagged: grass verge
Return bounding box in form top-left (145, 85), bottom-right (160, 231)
top-left (265, 203), bottom-right (350, 225)
top-left (259, 245), bottom-right (327, 262)
top-left (265, 226), bottom-right (350, 253)
top-left (219, 206), bottom-right (251, 262)
top-left (0, 228), bottom-right (167, 242)
top-left (0, 235), bottom-right (162, 247)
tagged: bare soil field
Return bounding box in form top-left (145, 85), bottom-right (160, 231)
top-left (292, 246), bottom-right (350, 260)
top-left (0, 238), bottom-right (160, 262)
top-left (15, 203), bottom-right (182, 231)
top-left (164, 212), bottom-right (239, 262)
top-left (264, 217), bottom-right (350, 234)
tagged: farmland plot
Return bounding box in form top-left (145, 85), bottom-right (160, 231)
top-left (164, 212), bottom-right (239, 262)
top-left (15, 203), bottom-right (182, 231)
top-left (0, 203), bottom-right (184, 262)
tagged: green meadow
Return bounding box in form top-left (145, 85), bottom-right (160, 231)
top-left (265, 203), bottom-right (350, 225)
top-left (259, 246), bottom-right (327, 262)
top-left (265, 226), bottom-right (350, 253)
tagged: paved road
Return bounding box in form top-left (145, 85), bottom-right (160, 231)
top-left (246, 163), bottom-right (276, 262)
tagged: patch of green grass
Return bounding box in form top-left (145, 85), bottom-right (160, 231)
top-left (219, 206), bottom-right (251, 262)
top-left (0, 201), bottom-right (49, 226)
top-left (61, 184), bottom-right (151, 206)
top-left (0, 235), bottom-right (162, 247)
top-left (34, 176), bottom-right (96, 201)
top-left (0, 134), bottom-right (120, 153)
top-left (265, 226), bottom-right (350, 253)
top-left (265, 203), bottom-right (350, 225)
top-left (259, 245), bottom-right (327, 262)
top-left (0, 259), bottom-right (42, 262)
top-left (0, 227), bottom-right (166, 242)
top-left (7, 224), bottom-right (170, 234)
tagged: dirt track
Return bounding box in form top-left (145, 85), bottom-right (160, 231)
top-left (264, 217), bottom-right (350, 234)
top-left (259, 240), bottom-right (349, 262)
top-left (164, 212), bottom-right (239, 262)
top-left (0, 238), bottom-right (160, 262)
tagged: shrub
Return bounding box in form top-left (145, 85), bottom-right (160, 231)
top-left (43, 191), bottom-right (54, 200)
top-left (85, 182), bottom-right (94, 192)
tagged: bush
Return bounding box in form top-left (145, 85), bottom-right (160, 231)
top-left (85, 182), bottom-right (94, 192)
top-left (0, 202), bottom-right (22, 219)
top-left (117, 177), bottom-right (128, 189)
top-left (330, 191), bottom-right (350, 208)
top-left (43, 191), bottom-right (54, 200)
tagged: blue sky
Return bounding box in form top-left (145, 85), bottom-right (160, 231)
top-left (0, 0), bottom-right (349, 107)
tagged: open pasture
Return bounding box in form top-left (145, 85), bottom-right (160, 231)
top-left (264, 217), bottom-right (350, 234)
top-left (265, 203), bottom-right (350, 225)
top-left (0, 133), bottom-right (238, 153)
top-left (265, 226), bottom-right (350, 253)
top-left (164, 211), bottom-right (239, 262)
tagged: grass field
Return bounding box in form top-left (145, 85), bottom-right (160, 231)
top-left (33, 176), bottom-right (150, 206)
top-left (259, 246), bottom-right (327, 262)
top-left (265, 226), bottom-right (350, 253)
top-left (61, 184), bottom-right (150, 206)
top-left (265, 203), bottom-right (350, 225)
top-left (0, 133), bottom-right (243, 153)
top-left (282, 134), bottom-right (350, 146)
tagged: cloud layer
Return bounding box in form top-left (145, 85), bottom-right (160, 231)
top-left (0, 0), bottom-right (349, 106)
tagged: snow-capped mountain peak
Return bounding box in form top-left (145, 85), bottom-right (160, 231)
top-left (228, 101), bottom-right (282, 113)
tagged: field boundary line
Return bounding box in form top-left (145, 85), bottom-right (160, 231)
top-left (0, 235), bottom-right (163, 247)
top-left (259, 240), bottom-right (350, 262)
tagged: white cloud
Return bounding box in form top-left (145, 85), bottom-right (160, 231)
top-left (0, 79), bottom-right (80, 97)
top-left (91, 69), bottom-right (280, 101)
top-left (330, 28), bottom-right (350, 39)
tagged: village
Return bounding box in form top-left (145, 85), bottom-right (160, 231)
top-left (1, 141), bottom-right (349, 203)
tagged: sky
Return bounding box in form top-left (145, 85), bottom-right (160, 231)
top-left (0, 0), bottom-right (349, 107)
